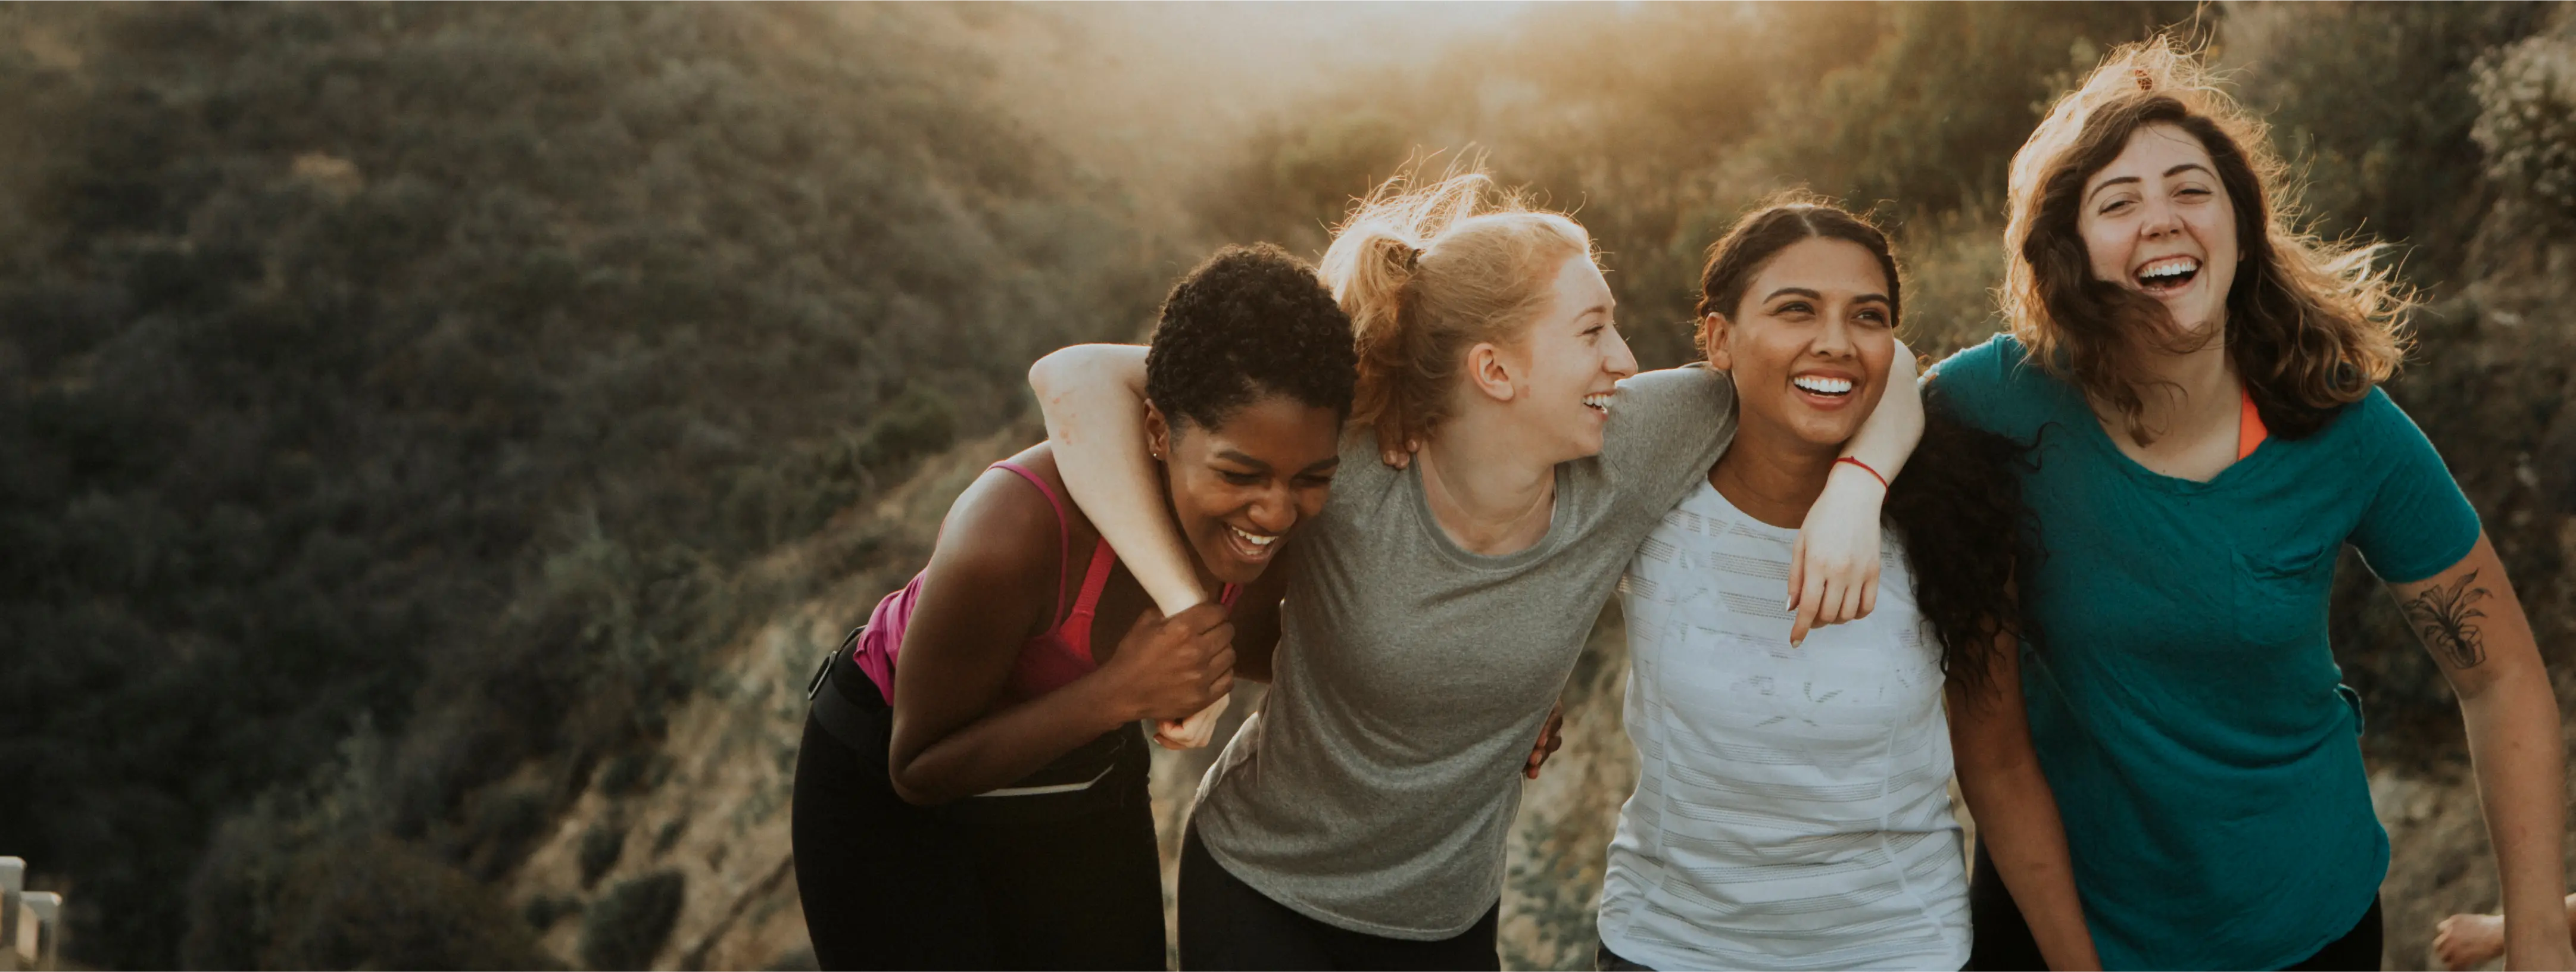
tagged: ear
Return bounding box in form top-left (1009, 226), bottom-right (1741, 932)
top-left (1144, 401), bottom-right (1174, 461)
top-left (1463, 342), bottom-right (1520, 404)
top-left (1701, 313), bottom-right (1738, 372)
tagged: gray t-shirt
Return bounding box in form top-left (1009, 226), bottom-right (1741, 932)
top-left (1192, 365), bottom-right (1738, 939)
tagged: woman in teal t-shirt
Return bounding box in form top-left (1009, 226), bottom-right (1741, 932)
top-left (1933, 40), bottom-right (2574, 971)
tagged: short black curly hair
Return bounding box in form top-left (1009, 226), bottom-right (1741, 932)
top-left (1146, 243), bottom-right (1357, 432)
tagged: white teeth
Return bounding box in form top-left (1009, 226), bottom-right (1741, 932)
top-left (1582, 393), bottom-right (1612, 412)
top-left (1792, 376), bottom-right (1853, 395)
top-left (2137, 257), bottom-right (2200, 281)
top-left (1228, 526), bottom-right (1276, 548)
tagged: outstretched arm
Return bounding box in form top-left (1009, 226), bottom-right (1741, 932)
top-left (1950, 618), bottom-right (2099, 971)
top-left (1789, 338), bottom-right (1923, 643)
top-left (2389, 533), bottom-right (2574, 971)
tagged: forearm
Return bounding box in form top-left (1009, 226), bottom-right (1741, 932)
top-left (890, 676), bottom-right (1135, 805)
top-left (1842, 337), bottom-right (1923, 479)
top-left (1029, 345), bottom-right (1207, 612)
top-left (2459, 668), bottom-right (2570, 948)
top-left (1958, 754), bottom-right (2100, 970)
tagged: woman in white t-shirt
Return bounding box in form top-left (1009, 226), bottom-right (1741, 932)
top-left (1596, 201), bottom-right (2099, 971)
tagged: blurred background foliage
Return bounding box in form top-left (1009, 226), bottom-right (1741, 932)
top-left (0, 2), bottom-right (2570, 968)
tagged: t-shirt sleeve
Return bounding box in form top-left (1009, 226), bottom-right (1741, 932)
top-left (1923, 333), bottom-right (2020, 436)
top-left (2348, 389), bottom-right (2483, 585)
top-left (1599, 364), bottom-right (1736, 518)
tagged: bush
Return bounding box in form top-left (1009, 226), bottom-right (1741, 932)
top-left (274, 836), bottom-right (560, 970)
top-left (579, 870), bottom-right (687, 972)
top-left (578, 821), bottom-right (628, 889)
top-left (525, 893), bottom-right (584, 932)
top-left (2474, 32), bottom-right (2576, 221)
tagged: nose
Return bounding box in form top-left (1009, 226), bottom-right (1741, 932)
top-left (1245, 486), bottom-right (1297, 535)
top-left (1602, 326), bottom-right (1639, 379)
top-left (1813, 309), bottom-right (1858, 358)
top-left (2140, 192), bottom-right (2184, 239)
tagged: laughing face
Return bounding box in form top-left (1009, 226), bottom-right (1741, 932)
top-left (2077, 121), bottom-right (2241, 342)
top-left (1146, 393), bottom-right (1342, 586)
top-left (1508, 252), bottom-right (1639, 462)
top-left (1702, 236), bottom-right (1896, 451)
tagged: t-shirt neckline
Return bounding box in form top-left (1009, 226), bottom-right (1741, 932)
top-left (1405, 457), bottom-right (1576, 570)
top-left (2062, 382), bottom-right (2279, 495)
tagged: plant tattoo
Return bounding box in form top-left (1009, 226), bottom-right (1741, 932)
top-left (2402, 570), bottom-right (2490, 669)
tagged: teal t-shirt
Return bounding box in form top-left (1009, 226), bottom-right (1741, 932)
top-left (1932, 334), bottom-right (2481, 970)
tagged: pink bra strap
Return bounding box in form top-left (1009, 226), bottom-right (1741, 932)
top-left (989, 461), bottom-right (1073, 627)
top-left (1071, 536), bottom-right (1119, 627)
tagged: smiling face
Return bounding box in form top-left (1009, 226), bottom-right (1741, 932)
top-left (1493, 252), bottom-right (1638, 462)
top-left (1704, 237), bottom-right (1896, 451)
top-left (2077, 122), bottom-right (2241, 343)
top-left (1146, 393), bottom-right (1343, 585)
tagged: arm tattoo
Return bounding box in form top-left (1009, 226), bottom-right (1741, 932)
top-left (2402, 570), bottom-right (2491, 669)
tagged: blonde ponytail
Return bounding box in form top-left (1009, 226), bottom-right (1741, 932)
top-left (1318, 168), bottom-right (1590, 451)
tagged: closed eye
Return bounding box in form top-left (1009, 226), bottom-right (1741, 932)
top-left (1219, 470), bottom-right (1262, 486)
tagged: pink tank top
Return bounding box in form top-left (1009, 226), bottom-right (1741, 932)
top-left (851, 461), bottom-right (1239, 704)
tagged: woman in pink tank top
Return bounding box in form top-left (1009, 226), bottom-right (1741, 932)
top-left (791, 245), bottom-right (1358, 970)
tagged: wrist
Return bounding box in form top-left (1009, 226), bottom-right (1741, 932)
top-left (1070, 669), bottom-right (1149, 728)
top-left (1823, 462), bottom-right (1889, 507)
top-left (1831, 456), bottom-right (1889, 492)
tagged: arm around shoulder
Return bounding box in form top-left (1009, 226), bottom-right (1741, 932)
top-left (1027, 343), bottom-right (1209, 613)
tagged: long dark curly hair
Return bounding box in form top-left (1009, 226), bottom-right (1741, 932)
top-left (1883, 391), bottom-right (2039, 699)
top-left (1696, 201), bottom-right (2037, 697)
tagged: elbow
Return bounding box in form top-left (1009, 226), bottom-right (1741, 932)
top-left (885, 760), bottom-right (959, 807)
top-left (1028, 348), bottom-right (1077, 401)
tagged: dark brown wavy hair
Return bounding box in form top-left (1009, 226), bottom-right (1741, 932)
top-left (2004, 38), bottom-right (2410, 444)
top-left (1696, 200), bottom-right (2033, 696)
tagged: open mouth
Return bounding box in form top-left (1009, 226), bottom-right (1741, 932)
top-left (1582, 392), bottom-right (1612, 417)
top-left (1791, 374), bottom-right (1854, 398)
top-left (1224, 523), bottom-right (1280, 562)
top-left (2134, 255), bottom-right (2200, 295)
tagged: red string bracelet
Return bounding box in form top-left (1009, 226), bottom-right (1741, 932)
top-left (1834, 456), bottom-right (1888, 490)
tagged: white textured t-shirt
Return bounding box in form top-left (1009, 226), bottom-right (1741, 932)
top-left (1599, 481), bottom-right (1968, 971)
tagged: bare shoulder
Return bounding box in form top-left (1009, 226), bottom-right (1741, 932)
top-left (921, 445), bottom-right (1070, 610)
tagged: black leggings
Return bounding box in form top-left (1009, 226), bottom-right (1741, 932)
top-left (789, 665), bottom-right (1164, 970)
top-left (1176, 822), bottom-right (1499, 971)
top-left (1966, 841), bottom-right (2382, 971)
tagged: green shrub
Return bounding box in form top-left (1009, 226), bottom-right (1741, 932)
top-left (2474, 32), bottom-right (2576, 221)
top-left (579, 870), bottom-right (687, 971)
top-left (525, 893), bottom-right (584, 932)
top-left (578, 821), bottom-right (628, 889)
top-left (466, 783), bottom-right (554, 882)
top-left (267, 835), bottom-right (560, 971)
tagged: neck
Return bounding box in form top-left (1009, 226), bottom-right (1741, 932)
top-left (1415, 407), bottom-right (1559, 555)
top-left (1708, 420), bottom-right (1838, 530)
top-left (1156, 470), bottom-right (1225, 599)
top-left (2117, 329), bottom-right (2237, 442)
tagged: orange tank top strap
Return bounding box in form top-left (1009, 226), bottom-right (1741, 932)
top-left (2237, 384), bottom-right (2268, 461)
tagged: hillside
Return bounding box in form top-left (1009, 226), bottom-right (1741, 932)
top-left (7, 4), bottom-right (2575, 970)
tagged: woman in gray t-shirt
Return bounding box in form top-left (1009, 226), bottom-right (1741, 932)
top-left (1029, 171), bottom-right (1921, 968)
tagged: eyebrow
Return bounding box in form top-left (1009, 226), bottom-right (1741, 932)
top-left (2088, 163), bottom-right (2216, 202)
top-left (1216, 449), bottom-right (1340, 474)
top-left (1764, 287), bottom-right (1889, 307)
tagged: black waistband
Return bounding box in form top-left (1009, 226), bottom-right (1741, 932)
top-left (805, 627), bottom-right (1146, 807)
